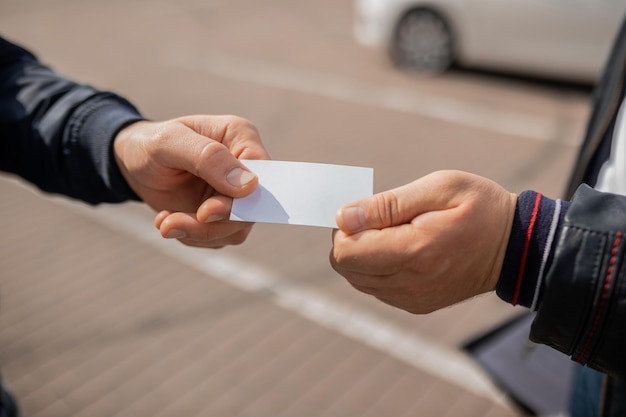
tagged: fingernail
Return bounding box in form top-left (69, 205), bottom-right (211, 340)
top-left (165, 229), bottom-right (186, 239)
top-left (227, 167), bottom-right (256, 188)
top-left (340, 207), bottom-right (365, 233)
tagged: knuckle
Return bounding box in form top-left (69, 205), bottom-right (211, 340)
top-left (198, 140), bottom-right (228, 159)
top-left (195, 141), bottom-right (229, 175)
top-left (145, 123), bottom-right (187, 161)
top-left (331, 244), bottom-right (351, 267)
top-left (151, 123), bottom-right (177, 145)
top-left (375, 191), bottom-right (401, 225)
top-left (226, 116), bottom-right (259, 140)
top-left (226, 114), bottom-right (252, 127)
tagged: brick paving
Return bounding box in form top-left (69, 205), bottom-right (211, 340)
top-left (0, 176), bottom-right (523, 417)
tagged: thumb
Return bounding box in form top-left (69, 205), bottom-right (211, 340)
top-left (335, 189), bottom-right (412, 234)
top-left (335, 172), bottom-right (458, 234)
top-left (191, 141), bottom-right (261, 198)
top-left (157, 128), bottom-right (260, 198)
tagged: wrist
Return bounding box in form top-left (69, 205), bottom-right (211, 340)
top-left (113, 120), bottom-right (152, 199)
top-left (70, 94), bottom-right (144, 203)
top-left (486, 191), bottom-right (518, 293)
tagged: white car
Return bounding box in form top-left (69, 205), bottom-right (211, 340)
top-left (354, 0), bottom-right (626, 82)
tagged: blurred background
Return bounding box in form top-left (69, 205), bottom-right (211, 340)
top-left (1, 0), bottom-right (623, 416)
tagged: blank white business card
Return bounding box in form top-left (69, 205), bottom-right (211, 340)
top-left (230, 160), bottom-right (373, 228)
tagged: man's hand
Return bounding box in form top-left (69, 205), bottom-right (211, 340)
top-left (113, 114), bottom-right (270, 248)
top-left (330, 170), bottom-right (517, 314)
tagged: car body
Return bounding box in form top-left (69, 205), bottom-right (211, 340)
top-left (354, 0), bottom-right (626, 83)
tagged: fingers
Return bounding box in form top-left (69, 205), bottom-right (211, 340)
top-left (196, 195), bottom-right (233, 223)
top-left (177, 115), bottom-right (270, 161)
top-left (152, 194), bottom-right (233, 226)
top-left (154, 210), bottom-right (253, 248)
top-left (154, 128), bottom-right (259, 198)
top-left (154, 192), bottom-right (248, 248)
top-left (148, 115), bottom-right (269, 199)
top-left (177, 115), bottom-right (270, 198)
top-left (330, 225), bottom-right (416, 276)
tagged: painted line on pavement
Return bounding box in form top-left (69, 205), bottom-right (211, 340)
top-left (161, 46), bottom-right (579, 145)
top-left (46, 195), bottom-right (512, 409)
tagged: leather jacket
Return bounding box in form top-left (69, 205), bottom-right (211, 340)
top-left (529, 17), bottom-right (626, 417)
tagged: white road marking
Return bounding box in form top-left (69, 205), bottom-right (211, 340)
top-left (41, 192), bottom-right (511, 409)
top-left (161, 46), bottom-right (579, 145)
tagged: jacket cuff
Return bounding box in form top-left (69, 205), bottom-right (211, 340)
top-left (66, 93), bottom-right (144, 204)
top-left (530, 185), bottom-right (626, 377)
top-left (496, 191), bottom-right (569, 309)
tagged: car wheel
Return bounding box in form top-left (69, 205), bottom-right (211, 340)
top-left (391, 8), bottom-right (454, 74)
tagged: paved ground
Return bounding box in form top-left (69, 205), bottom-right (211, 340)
top-left (1, 177), bottom-right (522, 417)
top-left (0, 0), bottom-right (595, 416)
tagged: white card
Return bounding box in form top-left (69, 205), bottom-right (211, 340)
top-left (230, 160), bottom-right (373, 228)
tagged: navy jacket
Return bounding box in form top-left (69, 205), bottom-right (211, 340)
top-left (0, 36), bottom-right (143, 204)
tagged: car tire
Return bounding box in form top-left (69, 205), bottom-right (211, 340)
top-left (391, 8), bottom-right (455, 74)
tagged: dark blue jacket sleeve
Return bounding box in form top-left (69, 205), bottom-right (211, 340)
top-left (530, 186), bottom-right (626, 378)
top-left (497, 186), bottom-right (626, 378)
top-left (0, 36), bottom-right (145, 204)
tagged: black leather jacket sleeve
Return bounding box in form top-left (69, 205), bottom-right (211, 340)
top-left (531, 184), bottom-right (626, 378)
top-left (0, 36), bottom-right (144, 204)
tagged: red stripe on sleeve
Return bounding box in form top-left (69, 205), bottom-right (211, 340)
top-left (511, 192), bottom-right (542, 306)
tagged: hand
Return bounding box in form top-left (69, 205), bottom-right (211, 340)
top-left (113, 115), bottom-right (270, 248)
top-left (330, 170), bottom-right (517, 314)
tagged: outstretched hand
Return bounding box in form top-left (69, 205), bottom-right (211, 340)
top-left (330, 170), bottom-right (517, 314)
top-left (113, 115), bottom-right (270, 248)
